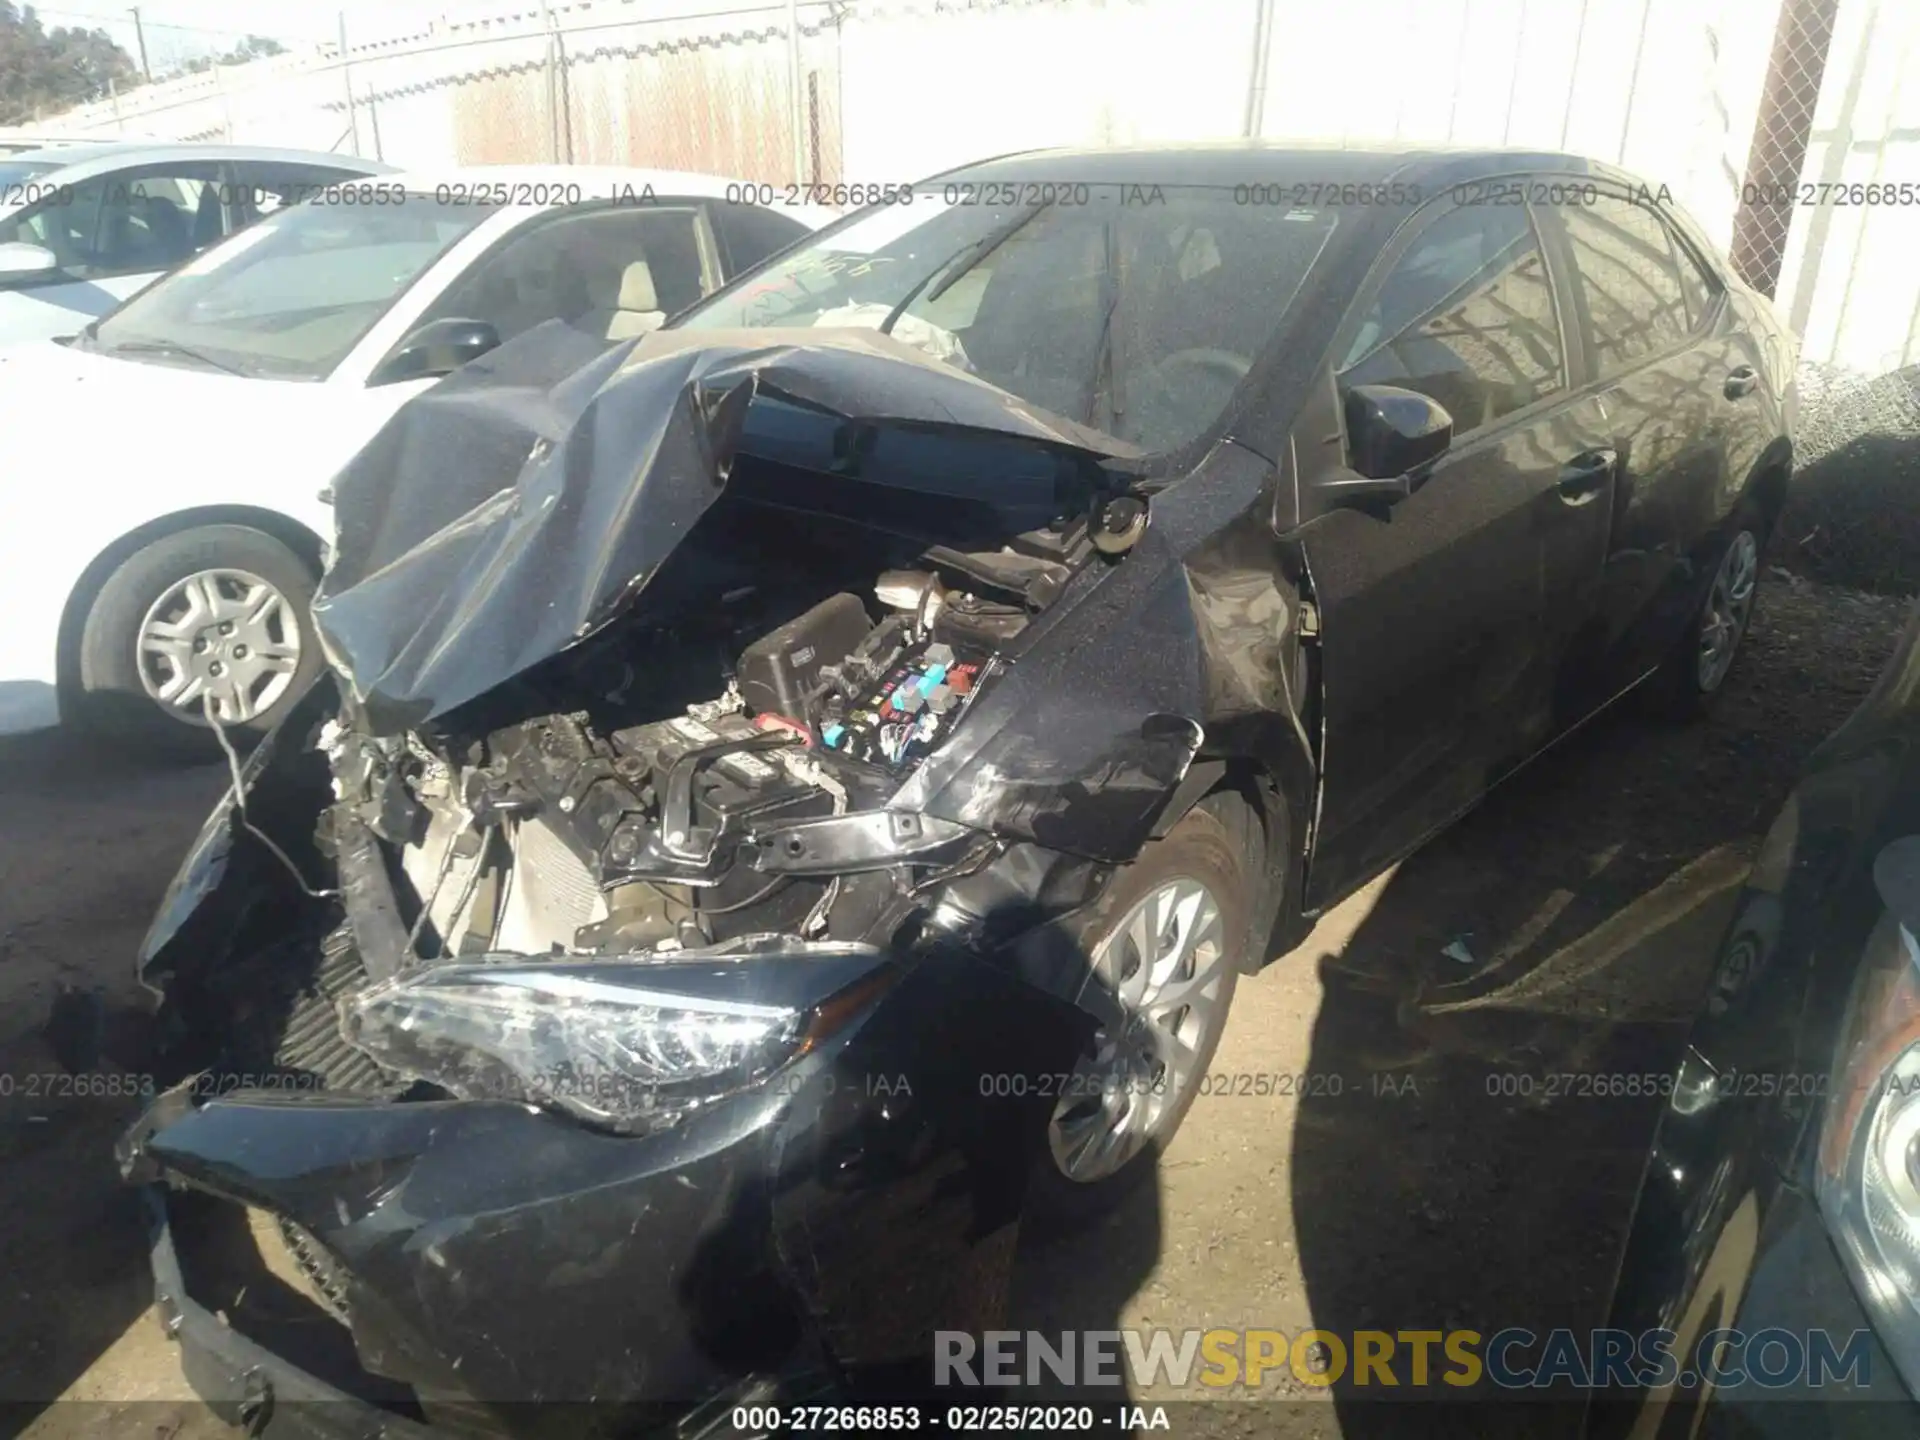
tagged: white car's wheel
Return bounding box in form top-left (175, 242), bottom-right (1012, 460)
top-left (72, 525), bottom-right (322, 755)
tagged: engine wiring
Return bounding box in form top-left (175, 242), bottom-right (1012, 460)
top-left (201, 694), bottom-right (340, 901)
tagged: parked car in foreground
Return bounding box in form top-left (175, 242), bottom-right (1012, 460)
top-left (119, 143), bottom-right (1797, 1435)
top-left (0, 141), bottom-right (394, 345)
top-left (0, 166), bottom-right (828, 747)
top-left (1589, 599), bottom-right (1920, 1435)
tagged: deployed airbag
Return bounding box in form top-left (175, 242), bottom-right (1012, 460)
top-left (312, 323), bottom-right (1137, 734)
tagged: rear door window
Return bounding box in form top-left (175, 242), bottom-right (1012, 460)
top-left (0, 161), bottom-right (224, 279)
top-left (1556, 194), bottom-right (1694, 377)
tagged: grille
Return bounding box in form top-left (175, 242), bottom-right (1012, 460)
top-left (274, 1214), bottom-right (354, 1324)
top-left (271, 922), bottom-right (389, 1092)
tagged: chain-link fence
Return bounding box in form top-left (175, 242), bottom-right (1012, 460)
top-left (1729, 0), bottom-right (1842, 299)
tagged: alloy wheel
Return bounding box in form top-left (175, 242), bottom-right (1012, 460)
top-left (1697, 529), bottom-right (1759, 693)
top-left (136, 567), bottom-right (303, 725)
top-left (1048, 876), bottom-right (1232, 1183)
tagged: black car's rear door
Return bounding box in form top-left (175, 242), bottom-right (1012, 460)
top-left (1534, 182), bottom-right (1762, 703)
top-left (1294, 190), bottom-right (1613, 906)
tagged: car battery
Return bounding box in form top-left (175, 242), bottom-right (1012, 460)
top-left (613, 713), bottom-right (826, 830)
top-left (820, 642), bottom-right (982, 769)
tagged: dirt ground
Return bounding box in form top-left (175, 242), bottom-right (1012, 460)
top-left (0, 572), bottom-right (1911, 1439)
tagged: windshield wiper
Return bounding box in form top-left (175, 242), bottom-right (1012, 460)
top-left (879, 201), bottom-right (1046, 337)
top-left (105, 339), bottom-right (247, 377)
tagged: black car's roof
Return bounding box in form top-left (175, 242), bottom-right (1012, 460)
top-left (936, 141), bottom-right (1636, 189)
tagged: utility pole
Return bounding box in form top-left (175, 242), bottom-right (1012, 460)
top-left (129, 6), bottom-right (151, 82)
top-left (786, 0), bottom-right (806, 184)
top-left (1241, 0), bottom-right (1273, 138)
top-left (338, 12), bottom-right (361, 156)
top-left (538, 0), bottom-right (563, 164)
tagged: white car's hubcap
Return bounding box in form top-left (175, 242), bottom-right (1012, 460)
top-left (137, 568), bottom-right (301, 725)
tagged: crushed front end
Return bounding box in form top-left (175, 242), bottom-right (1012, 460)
top-left (118, 328), bottom-right (1186, 1436)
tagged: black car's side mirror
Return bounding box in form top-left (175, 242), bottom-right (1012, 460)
top-left (1326, 384), bottom-right (1455, 506)
top-left (371, 318), bottom-right (502, 386)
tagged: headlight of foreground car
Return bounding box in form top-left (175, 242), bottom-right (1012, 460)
top-left (341, 943), bottom-right (892, 1133)
top-left (1816, 837), bottom-right (1920, 1394)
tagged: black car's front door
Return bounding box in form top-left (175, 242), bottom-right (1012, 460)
top-left (1293, 192), bottom-right (1613, 907)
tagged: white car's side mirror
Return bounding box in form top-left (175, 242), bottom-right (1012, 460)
top-left (0, 241), bottom-right (59, 280)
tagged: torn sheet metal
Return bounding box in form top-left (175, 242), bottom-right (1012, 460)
top-left (312, 323), bottom-right (1137, 735)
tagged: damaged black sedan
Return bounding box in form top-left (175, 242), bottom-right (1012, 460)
top-left (121, 144), bottom-right (1797, 1435)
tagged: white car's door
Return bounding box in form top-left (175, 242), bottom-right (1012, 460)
top-left (0, 162), bottom-right (228, 344)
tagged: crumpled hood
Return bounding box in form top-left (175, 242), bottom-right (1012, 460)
top-left (312, 322), bottom-right (1138, 734)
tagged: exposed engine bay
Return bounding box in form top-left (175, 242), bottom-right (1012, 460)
top-left (323, 499), bottom-right (1111, 967)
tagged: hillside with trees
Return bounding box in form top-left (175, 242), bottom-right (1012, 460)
top-left (0, 2), bottom-right (138, 124)
top-left (180, 33), bottom-right (286, 74)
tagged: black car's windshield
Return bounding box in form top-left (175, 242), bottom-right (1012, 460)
top-left (88, 195), bottom-right (502, 381)
top-left (674, 185), bottom-right (1340, 452)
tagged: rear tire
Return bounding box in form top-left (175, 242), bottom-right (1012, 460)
top-left (1646, 506), bottom-right (1763, 721)
top-left (69, 525), bottom-right (322, 758)
top-left (1025, 793), bottom-right (1258, 1230)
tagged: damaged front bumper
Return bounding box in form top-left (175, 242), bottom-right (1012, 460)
top-left (120, 1072), bottom-right (797, 1433)
top-left (136, 1181), bottom-right (435, 1440)
top-left (125, 810), bottom-right (1095, 1436)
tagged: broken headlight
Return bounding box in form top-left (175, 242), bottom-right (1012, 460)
top-left (341, 943), bottom-right (890, 1132)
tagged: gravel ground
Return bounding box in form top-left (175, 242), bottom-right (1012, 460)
top-left (0, 573), bottom-right (1911, 1438)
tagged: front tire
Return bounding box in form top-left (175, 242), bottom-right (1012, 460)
top-left (1026, 794), bottom-right (1257, 1228)
top-left (70, 525), bottom-right (322, 756)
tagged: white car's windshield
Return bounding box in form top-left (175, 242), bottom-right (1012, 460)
top-left (88, 195), bottom-right (502, 381)
top-left (674, 185), bottom-right (1340, 451)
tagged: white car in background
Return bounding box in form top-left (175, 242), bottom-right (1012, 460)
top-left (0, 166), bottom-right (828, 748)
top-left (0, 142), bottom-right (395, 345)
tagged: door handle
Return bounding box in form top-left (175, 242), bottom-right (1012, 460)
top-left (1724, 365), bottom-right (1760, 400)
top-left (1556, 447), bottom-right (1616, 505)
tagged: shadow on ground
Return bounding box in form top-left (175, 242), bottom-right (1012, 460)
top-left (1291, 577), bottom-right (1912, 1437)
top-left (0, 728), bottom-right (224, 1430)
